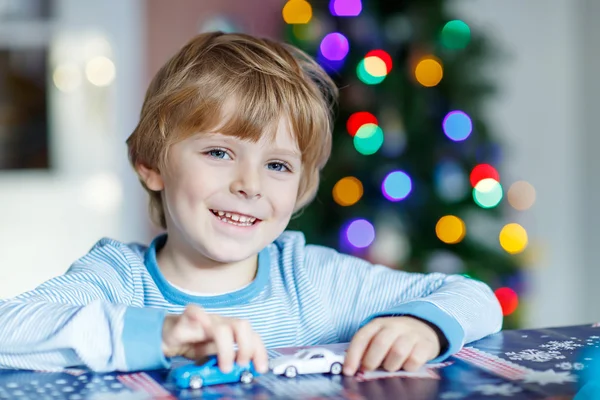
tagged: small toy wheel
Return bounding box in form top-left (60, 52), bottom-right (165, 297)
top-left (330, 362), bottom-right (342, 375)
top-left (189, 376), bottom-right (203, 389)
top-left (284, 366), bottom-right (298, 378)
top-left (240, 371), bottom-right (254, 384)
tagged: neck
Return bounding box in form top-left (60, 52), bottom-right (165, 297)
top-left (156, 234), bottom-right (259, 294)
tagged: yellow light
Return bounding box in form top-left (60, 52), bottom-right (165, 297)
top-left (499, 223), bottom-right (528, 254)
top-left (415, 57), bottom-right (443, 87)
top-left (85, 56), bottom-right (115, 87)
top-left (507, 181), bottom-right (536, 211)
top-left (332, 176), bottom-right (363, 206)
top-left (282, 0), bottom-right (312, 24)
top-left (435, 215), bottom-right (466, 244)
top-left (53, 63), bottom-right (81, 93)
top-left (363, 56), bottom-right (387, 77)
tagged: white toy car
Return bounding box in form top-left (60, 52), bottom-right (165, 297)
top-left (270, 348), bottom-right (345, 378)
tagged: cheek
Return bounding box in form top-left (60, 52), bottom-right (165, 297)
top-left (165, 170), bottom-right (217, 208)
top-left (269, 178), bottom-right (301, 215)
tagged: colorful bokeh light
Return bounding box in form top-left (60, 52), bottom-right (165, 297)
top-left (333, 176), bottom-right (363, 206)
top-left (354, 123), bottom-right (384, 155)
top-left (435, 215), bottom-right (466, 244)
top-left (347, 111), bottom-right (378, 136)
top-left (499, 223), bottom-right (528, 254)
top-left (507, 181), bottom-right (536, 211)
top-left (282, 0), bottom-right (313, 24)
top-left (329, 0), bottom-right (362, 16)
top-left (365, 49), bottom-right (392, 73)
top-left (494, 287), bottom-right (518, 316)
top-left (440, 20), bottom-right (471, 50)
top-left (473, 178), bottom-right (503, 208)
top-left (443, 111), bottom-right (472, 142)
top-left (382, 170), bottom-right (412, 201)
top-left (470, 164), bottom-right (500, 187)
top-left (415, 57), bottom-right (443, 87)
top-left (363, 56), bottom-right (387, 77)
top-left (357, 58), bottom-right (386, 84)
top-left (320, 32), bottom-right (350, 61)
top-left (346, 219), bottom-right (375, 248)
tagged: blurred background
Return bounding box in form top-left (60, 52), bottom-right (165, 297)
top-left (0, 0), bottom-right (595, 330)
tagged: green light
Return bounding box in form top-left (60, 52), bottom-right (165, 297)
top-left (473, 179), bottom-right (503, 208)
top-left (354, 123), bottom-right (384, 155)
top-left (441, 20), bottom-right (471, 50)
top-left (357, 59), bottom-right (386, 85)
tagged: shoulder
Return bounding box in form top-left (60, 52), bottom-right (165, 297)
top-left (270, 230), bottom-right (354, 270)
top-left (67, 237), bottom-right (149, 283)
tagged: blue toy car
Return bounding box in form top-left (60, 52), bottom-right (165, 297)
top-left (168, 356), bottom-right (259, 389)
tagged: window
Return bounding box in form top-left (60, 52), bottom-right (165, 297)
top-left (0, 0), bottom-right (53, 170)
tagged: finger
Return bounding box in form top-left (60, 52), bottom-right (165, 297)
top-left (231, 320), bottom-right (254, 367)
top-left (251, 331), bottom-right (269, 374)
top-left (165, 310), bottom-right (210, 354)
top-left (178, 305), bottom-right (212, 342)
top-left (213, 323), bottom-right (235, 373)
top-left (382, 335), bottom-right (418, 372)
top-left (343, 320), bottom-right (383, 376)
top-left (361, 327), bottom-right (401, 372)
top-left (402, 340), bottom-right (437, 372)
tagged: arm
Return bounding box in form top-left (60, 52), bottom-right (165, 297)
top-left (305, 245), bottom-right (503, 361)
top-left (0, 239), bottom-right (169, 372)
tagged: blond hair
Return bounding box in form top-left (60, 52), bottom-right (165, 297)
top-left (126, 31), bottom-right (338, 229)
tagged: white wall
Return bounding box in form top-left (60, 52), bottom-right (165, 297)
top-left (452, 0), bottom-right (587, 328)
top-left (0, 0), bottom-right (147, 297)
top-left (579, 0), bottom-right (600, 327)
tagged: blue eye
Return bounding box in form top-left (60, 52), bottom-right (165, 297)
top-left (267, 162), bottom-right (290, 172)
top-left (207, 149), bottom-right (230, 160)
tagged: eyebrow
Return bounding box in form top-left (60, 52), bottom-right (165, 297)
top-left (272, 149), bottom-right (302, 160)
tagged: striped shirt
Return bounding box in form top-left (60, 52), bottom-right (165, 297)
top-left (0, 231), bottom-right (502, 372)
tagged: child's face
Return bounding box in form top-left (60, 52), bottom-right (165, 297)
top-left (156, 117), bottom-right (302, 264)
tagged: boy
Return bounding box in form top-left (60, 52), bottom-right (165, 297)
top-left (0, 31), bottom-right (502, 376)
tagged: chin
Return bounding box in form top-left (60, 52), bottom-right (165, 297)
top-left (201, 240), bottom-right (262, 264)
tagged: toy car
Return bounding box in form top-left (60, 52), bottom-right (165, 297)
top-left (269, 348), bottom-right (345, 378)
top-left (168, 356), bottom-right (259, 389)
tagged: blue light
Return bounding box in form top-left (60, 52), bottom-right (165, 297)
top-left (382, 170), bottom-right (412, 201)
top-left (443, 110), bottom-right (472, 142)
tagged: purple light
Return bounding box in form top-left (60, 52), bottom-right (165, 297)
top-left (329, 0), bottom-right (362, 17)
top-left (319, 32), bottom-right (350, 61)
top-left (345, 219), bottom-right (375, 248)
top-left (316, 52), bottom-right (345, 73)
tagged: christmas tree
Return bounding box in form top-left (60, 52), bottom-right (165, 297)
top-left (282, 0), bottom-right (532, 329)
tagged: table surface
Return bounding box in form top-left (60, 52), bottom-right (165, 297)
top-left (1, 323), bottom-right (599, 399)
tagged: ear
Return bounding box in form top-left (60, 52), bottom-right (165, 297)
top-left (136, 162), bottom-right (164, 191)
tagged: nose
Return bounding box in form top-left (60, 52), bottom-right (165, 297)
top-left (230, 166), bottom-right (262, 200)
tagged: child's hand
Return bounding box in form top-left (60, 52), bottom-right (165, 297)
top-left (343, 316), bottom-right (443, 376)
top-left (162, 304), bottom-right (268, 374)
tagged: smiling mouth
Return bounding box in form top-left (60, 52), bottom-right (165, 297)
top-left (209, 209), bottom-right (260, 227)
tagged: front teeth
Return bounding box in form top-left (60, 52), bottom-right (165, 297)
top-left (211, 210), bottom-right (257, 225)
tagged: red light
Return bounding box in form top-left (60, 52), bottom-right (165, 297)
top-left (365, 49), bottom-right (393, 73)
top-left (347, 111), bottom-right (378, 137)
top-left (470, 164), bottom-right (500, 187)
top-left (494, 287), bottom-right (518, 316)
